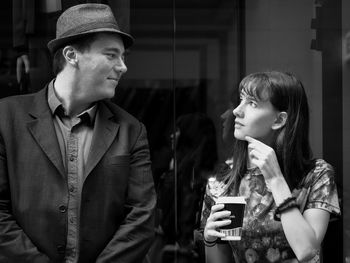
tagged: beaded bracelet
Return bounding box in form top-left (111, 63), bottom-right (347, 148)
top-left (203, 237), bottom-right (218, 247)
top-left (274, 196), bottom-right (299, 221)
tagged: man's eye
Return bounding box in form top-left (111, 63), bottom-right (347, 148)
top-left (106, 53), bottom-right (116, 59)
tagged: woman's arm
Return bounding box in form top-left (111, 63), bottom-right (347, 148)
top-left (205, 243), bottom-right (233, 263)
top-left (269, 177), bottom-right (330, 262)
top-left (246, 136), bottom-right (331, 262)
top-left (203, 204), bottom-right (233, 263)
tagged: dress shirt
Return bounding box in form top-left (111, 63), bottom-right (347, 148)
top-left (48, 81), bottom-right (97, 263)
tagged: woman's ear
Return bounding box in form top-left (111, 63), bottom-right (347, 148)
top-left (272, 111), bottom-right (287, 130)
top-left (62, 46), bottom-right (78, 66)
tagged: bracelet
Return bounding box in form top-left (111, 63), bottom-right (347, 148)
top-left (274, 196), bottom-right (299, 221)
top-left (203, 237), bottom-right (218, 247)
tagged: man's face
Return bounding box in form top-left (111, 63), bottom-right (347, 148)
top-left (75, 33), bottom-right (127, 103)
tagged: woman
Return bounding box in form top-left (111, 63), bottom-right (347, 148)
top-left (201, 71), bottom-right (340, 263)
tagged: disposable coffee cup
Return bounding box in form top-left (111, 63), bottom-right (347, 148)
top-left (216, 196), bottom-right (246, 241)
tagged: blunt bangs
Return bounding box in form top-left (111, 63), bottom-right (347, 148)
top-left (239, 73), bottom-right (272, 102)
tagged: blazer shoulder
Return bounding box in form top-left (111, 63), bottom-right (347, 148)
top-left (0, 93), bottom-right (36, 113)
top-left (102, 100), bottom-right (142, 126)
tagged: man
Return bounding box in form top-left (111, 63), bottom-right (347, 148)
top-left (0, 4), bottom-right (156, 262)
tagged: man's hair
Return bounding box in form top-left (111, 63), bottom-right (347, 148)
top-left (52, 33), bottom-right (99, 75)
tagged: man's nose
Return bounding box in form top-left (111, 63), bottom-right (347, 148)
top-left (114, 59), bottom-right (127, 74)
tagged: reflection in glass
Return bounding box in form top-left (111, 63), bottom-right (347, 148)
top-left (116, 1), bottom-right (243, 262)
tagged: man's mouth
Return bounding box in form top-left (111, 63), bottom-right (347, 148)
top-left (108, 77), bottom-right (119, 82)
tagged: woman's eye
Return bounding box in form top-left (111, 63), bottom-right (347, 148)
top-left (249, 101), bottom-right (257, 107)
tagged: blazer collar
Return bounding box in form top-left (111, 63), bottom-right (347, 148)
top-left (27, 85), bottom-right (120, 181)
top-left (27, 86), bottom-right (66, 178)
top-left (84, 101), bottom-right (120, 180)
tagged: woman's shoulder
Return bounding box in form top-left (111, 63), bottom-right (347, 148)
top-left (301, 159), bottom-right (340, 216)
top-left (313, 158), bottom-right (334, 172)
top-left (301, 158), bottom-right (335, 188)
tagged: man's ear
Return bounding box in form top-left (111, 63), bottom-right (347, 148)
top-left (62, 46), bottom-right (78, 66)
top-left (272, 111), bottom-right (287, 130)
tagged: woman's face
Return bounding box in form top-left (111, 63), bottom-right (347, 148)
top-left (233, 89), bottom-right (279, 145)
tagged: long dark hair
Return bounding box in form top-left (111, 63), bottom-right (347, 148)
top-left (219, 71), bottom-right (314, 194)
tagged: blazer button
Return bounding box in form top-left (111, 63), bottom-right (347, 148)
top-left (59, 205), bottom-right (67, 213)
top-left (57, 245), bottom-right (65, 254)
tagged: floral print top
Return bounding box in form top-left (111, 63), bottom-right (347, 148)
top-left (201, 159), bottom-right (340, 263)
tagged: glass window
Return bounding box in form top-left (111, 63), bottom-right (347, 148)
top-left (119, 1), bottom-right (244, 262)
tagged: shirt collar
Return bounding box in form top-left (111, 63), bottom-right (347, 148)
top-left (47, 80), bottom-right (97, 126)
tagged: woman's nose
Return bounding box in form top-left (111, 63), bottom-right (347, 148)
top-left (233, 103), bottom-right (243, 117)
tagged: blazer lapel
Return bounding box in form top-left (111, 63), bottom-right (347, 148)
top-left (27, 88), bottom-right (66, 178)
top-left (84, 102), bottom-right (119, 181)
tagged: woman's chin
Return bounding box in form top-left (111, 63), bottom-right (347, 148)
top-left (234, 132), bottom-right (246, 141)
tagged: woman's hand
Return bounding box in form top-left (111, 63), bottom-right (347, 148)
top-left (245, 135), bottom-right (292, 206)
top-left (204, 203), bottom-right (231, 242)
top-left (245, 136), bottom-right (283, 184)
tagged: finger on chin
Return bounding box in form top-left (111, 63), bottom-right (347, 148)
top-left (245, 135), bottom-right (253, 142)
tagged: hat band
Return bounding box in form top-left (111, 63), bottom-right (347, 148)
top-left (59, 21), bottom-right (121, 38)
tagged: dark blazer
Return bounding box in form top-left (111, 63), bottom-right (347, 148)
top-left (0, 86), bottom-right (156, 262)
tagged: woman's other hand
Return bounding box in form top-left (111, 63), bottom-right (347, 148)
top-left (204, 203), bottom-right (231, 242)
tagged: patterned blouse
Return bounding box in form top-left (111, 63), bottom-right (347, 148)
top-left (201, 159), bottom-right (340, 263)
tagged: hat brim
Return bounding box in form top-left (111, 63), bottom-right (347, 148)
top-left (47, 28), bottom-right (134, 53)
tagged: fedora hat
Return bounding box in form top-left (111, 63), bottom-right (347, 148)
top-left (47, 4), bottom-right (134, 53)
